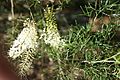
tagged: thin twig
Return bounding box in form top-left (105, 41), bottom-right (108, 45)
top-left (82, 60), bottom-right (117, 64)
top-left (68, 52), bottom-right (120, 64)
top-left (25, 0), bottom-right (34, 20)
top-left (104, 52), bottom-right (120, 60)
top-left (10, 0), bottom-right (14, 19)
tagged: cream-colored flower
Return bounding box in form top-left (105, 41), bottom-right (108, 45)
top-left (8, 19), bottom-right (38, 59)
top-left (40, 28), bottom-right (65, 48)
top-left (40, 7), bottom-right (65, 48)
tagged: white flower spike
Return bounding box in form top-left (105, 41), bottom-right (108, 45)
top-left (8, 19), bottom-right (38, 59)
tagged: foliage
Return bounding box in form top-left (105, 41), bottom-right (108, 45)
top-left (2, 0), bottom-right (120, 79)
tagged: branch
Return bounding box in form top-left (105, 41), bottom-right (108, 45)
top-left (67, 52), bottom-right (120, 64)
top-left (82, 60), bottom-right (119, 64)
top-left (10, 0), bottom-right (14, 19)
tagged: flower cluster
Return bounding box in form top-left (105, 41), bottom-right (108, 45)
top-left (40, 7), bottom-right (65, 48)
top-left (8, 19), bottom-right (38, 59)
